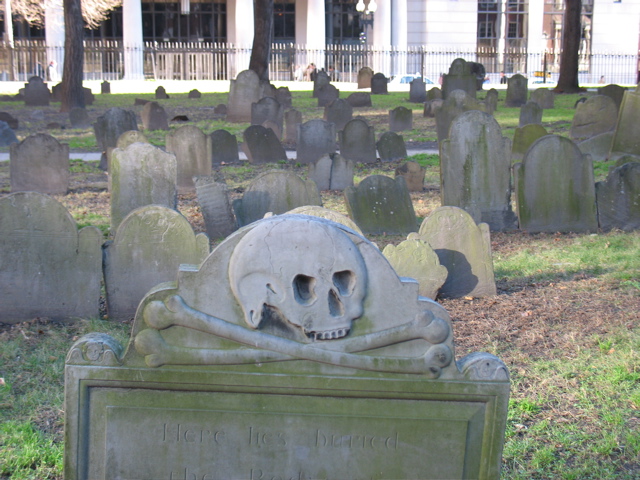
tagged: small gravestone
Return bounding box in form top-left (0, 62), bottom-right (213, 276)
top-left (296, 119), bottom-right (336, 165)
top-left (242, 125), bottom-right (287, 164)
top-left (155, 86), bottom-right (169, 99)
top-left (251, 97), bottom-right (284, 136)
top-left (511, 124), bottom-right (548, 163)
top-left (357, 66), bottom-right (373, 89)
top-left (395, 161), bottom-right (425, 191)
top-left (141, 101), bottom-right (169, 131)
top-left (530, 88), bottom-right (554, 109)
top-left (609, 88), bottom-right (640, 163)
top-left (483, 88), bottom-right (499, 115)
top-left (410, 206), bottom-right (497, 298)
top-left (210, 129), bottom-right (239, 164)
top-left (339, 118), bottom-right (377, 164)
top-left (0, 192), bottom-right (102, 323)
top-left (440, 110), bottom-right (517, 231)
top-left (51, 84), bottom-right (94, 105)
top-left (577, 131), bottom-right (614, 163)
top-left (30, 109), bottom-right (44, 121)
top-left (598, 84), bottom-right (626, 111)
top-left (213, 103), bottom-right (228, 117)
top-left (570, 95), bottom-right (617, 140)
top-left (275, 86), bottom-right (292, 108)
top-left (103, 206), bottom-right (209, 321)
top-left (0, 111), bottom-right (18, 129)
top-left (101, 80), bottom-right (111, 94)
top-left (232, 170), bottom-right (321, 226)
top-left (94, 107), bottom-right (138, 169)
top-left (370, 73), bottom-right (388, 95)
top-left (260, 80), bottom-right (277, 99)
top-left (227, 69), bottom-right (261, 122)
top-left (308, 155), bottom-right (332, 191)
top-left (514, 135), bottom-right (597, 233)
top-left (317, 84), bottom-right (340, 107)
top-left (308, 153), bottom-right (354, 191)
top-left (105, 131), bottom-right (150, 178)
top-left (383, 239), bottom-right (448, 299)
top-left (0, 120), bottom-right (18, 146)
top-left (346, 91), bottom-right (372, 107)
top-left (69, 107), bottom-right (91, 128)
top-left (615, 154), bottom-right (640, 168)
top-left (505, 74), bottom-right (528, 107)
top-left (409, 78), bottom-right (427, 103)
top-left (110, 142), bottom-right (177, 231)
top-left (10, 133), bottom-right (69, 194)
top-left (188, 89), bottom-right (201, 99)
top-left (344, 175), bottom-right (417, 235)
top-left (596, 162), bottom-right (640, 231)
top-left (442, 58), bottom-right (477, 99)
top-left (284, 108), bottom-right (302, 144)
top-left (313, 70), bottom-right (331, 98)
top-left (166, 125), bottom-right (213, 194)
top-left (23, 76), bottom-right (50, 106)
top-left (519, 100), bottom-right (543, 127)
top-left (426, 87), bottom-right (443, 101)
top-left (324, 97), bottom-right (353, 132)
top-left (435, 89), bottom-right (486, 142)
top-left (377, 131), bottom-right (407, 162)
top-left (285, 205), bottom-right (362, 234)
top-left (195, 176), bottom-right (237, 239)
top-left (389, 106), bottom-right (413, 132)
top-left (423, 99), bottom-right (444, 118)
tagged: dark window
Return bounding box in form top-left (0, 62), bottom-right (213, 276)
top-left (325, 0), bottom-right (362, 45)
top-left (273, 0), bottom-right (295, 42)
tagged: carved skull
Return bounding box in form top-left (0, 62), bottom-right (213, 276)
top-left (229, 216), bottom-right (368, 340)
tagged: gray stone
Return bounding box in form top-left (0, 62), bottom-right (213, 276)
top-left (596, 162), bottom-right (640, 231)
top-left (262, 119), bottom-right (282, 140)
top-left (357, 66), bottom-right (373, 89)
top-left (195, 176), bottom-right (238, 239)
top-left (505, 74), bottom-right (528, 107)
top-left (514, 135), bottom-right (597, 233)
top-left (242, 125), bottom-right (287, 164)
top-left (519, 100), bottom-right (543, 127)
top-left (251, 97), bottom-right (284, 136)
top-left (577, 131), bottom-right (614, 163)
top-left (69, 107), bottom-right (91, 128)
top-left (511, 124), bottom-right (548, 163)
top-left (614, 154), bottom-right (640, 168)
top-left (313, 70), bottom-right (331, 98)
top-left (483, 89), bottom-right (499, 115)
top-left (435, 89), bottom-right (486, 142)
top-left (346, 91), bottom-right (372, 107)
top-left (570, 94), bottom-right (617, 140)
top-left (232, 170), bottom-right (321, 226)
top-left (284, 108), bottom-right (302, 144)
top-left (389, 106), bottom-right (413, 132)
top-left (530, 88), bottom-right (555, 109)
top-left (598, 84), bottom-right (626, 111)
top-left (442, 58), bottom-right (477, 99)
top-left (213, 103), bottom-right (227, 117)
top-left (377, 131), bottom-right (407, 162)
top-left (0, 192), bottom-right (102, 323)
top-left (339, 118), bottom-right (377, 164)
top-left (104, 205), bottom-right (209, 321)
top-left (165, 125), bottom-right (212, 194)
top-left (284, 205), bottom-right (362, 234)
top-left (227, 70), bottom-right (261, 122)
top-left (426, 87), bottom-right (443, 101)
top-left (370, 73), bottom-right (388, 94)
top-left (423, 98), bottom-right (443, 118)
top-left (94, 107), bottom-right (138, 170)
top-left (210, 129), bottom-right (239, 164)
top-left (110, 142), bottom-right (177, 231)
top-left (0, 120), bottom-right (18, 146)
top-left (51, 83), bottom-right (94, 105)
top-left (296, 119), bottom-right (336, 165)
top-left (141, 101), bottom-right (169, 131)
top-left (409, 78), bottom-right (427, 103)
top-left (23, 76), bottom-right (50, 106)
top-left (344, 175), bottom-right (417, 235)
top-left (275, 86), bottom-right (292, 108)
top-left (394, 161), bottom-right (425, 191)
top-left (317, 84), bottom-right (339, 107)
top-left (324, 98), bottom-right (353, 132)
top-left (308, 153), bottom-right (354, 191)
top-left (383, 239), bottom-right (448, 299)
top-left (609, 89), bottom-right (640, 163)
top-left (155, 86), bottom-right (169, 99)
top-left (188, 89), bottom-right (201, 99)
top-left (411, 206), bottom-right (497, 298)
top-left (101, 81), bottom-right (110, 94)
top-left (10, 133), bottom-right (69, 194)
top-left (0, 111), bottom-right (18, 129)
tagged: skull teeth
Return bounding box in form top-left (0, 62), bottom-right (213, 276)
top-left (310, 328), bottom-right (350, 341)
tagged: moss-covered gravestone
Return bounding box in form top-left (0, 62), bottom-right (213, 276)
top-left (389, 106), bottom-right (413, 132)
top-left (519, 100), bottom-right (543, 127)
top-left (596, 161), bottom-right (640, 231)
top-left (165, 125), bottom-right (212, 194)
top-left (570, 95), bottom-right (617, 141)
top-left (511, 124), bottom-right (548, 163)
top-left (434, 89), bottom-right (486, 142)
top-left (10, 133), bottom-right (69, 194)
top-left (608, 88), bottom-right (640, 164)
top-left (65, 214), bottom-right (510, 480)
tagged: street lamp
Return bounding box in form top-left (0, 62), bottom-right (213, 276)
top-left (356, 0), bottom-right (377, 43)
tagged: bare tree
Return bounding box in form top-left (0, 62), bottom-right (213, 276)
top-left (248, 0), bottom-right (273, 81)
top-left (554, 0), bottom-right (584, 93)
top-left (59, 0), bottom-right (83, 112)
top-left (7, 0), bottom-right (122, 29)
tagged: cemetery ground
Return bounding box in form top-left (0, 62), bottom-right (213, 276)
top-left (0, 89), bottom-right (639, 479)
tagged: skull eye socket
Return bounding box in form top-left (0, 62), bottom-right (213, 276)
top-left (332, 270), bottom-right (356, 296)
top-left (293, 274), bottom-right (317, 305)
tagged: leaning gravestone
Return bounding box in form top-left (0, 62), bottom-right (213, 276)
top-left (195, 176), bottom-right (238, 239)
top-left (377, 131), bottom-right (407, 162)
top-left (210, 129), bottom-right (239, 164)
top-left (519, 100), bottom-right (543, 127)
top-left (346, 92), bottom-right (372, 107)
top-left (307, 153), bottom-right (354, 191)
top-left (483, 88), bottom-right (499, 115)
top-left (141, 101), bottom-right (169, 131)
top-left (0, 120), bottom-right (18, 146)
top-left (409, 78), bottom-right (427, 103)
top-left (284, 108), bottom-right (303, 144)
top-left (339, 118), bottom-right (377, 164)
top-left (608, 88), bottom-right (640, 163)
top-left (530, 88), bottom-right (554, 109)
top-left (511, 124), bottom-right (548, 163)
top-left (435, 89), bottom-right (486, 142)
top-left (442, 58), bottom-right (477, 99)
top-left (389, 106), bottom-right (413, 132)
top-left (395, 160), bottom-right (425, 191)
top-left (595, 162), bottom-right (640, 231)
top-left (242, 125), bottom-right (287, 164)
top-left (370, 73), bottom-right (388, 94)
top-left (324, 97), bottom-right (353, 132)
top-left (598, 84), bottom-right (626, 111)
top-left (577, 131), bottom-right (614, 163)
top-left (103, 205), bottom-right (209, 322)
top-left (232, 170), bottom-right (322, 226)
top-left (410, 206), bottom-right (497, 298)
top-left (23, 76), bottom-right (50, 106)
top-left (227, 69), bottom-right (261, 122)
top-left (64, 214), bottom-right (509, 480)
top-left (344, 175), bottom-right (417, 235)
top-left (317, 84), bottom-right (340, 107)
top-left (357, 66), bottom-right (373, 88)
top-left (110, 142), bottom-right (177, 231)
top-left (165, 125), bottom-right (212, 194)
top-left (251, 96), bottom-right (284, 135)
top-left (275, 86), bottom-right (292, 108)
top-left (94, 107), bottom-right (138, 170)
top-left (505, 74), bottom-right (528, 107)
top-left (441, 110), bottom-right (517, 231)
top-left (570, 94), bottom-right (617, 140)
top-left (10, 133), bottom-right (69, 194)
top-left (514, 135), bottom-right (597, 233)
top-left (296, 119), bottom-right (336, 165)
top-left (1, 192), bottom-right (102, 323)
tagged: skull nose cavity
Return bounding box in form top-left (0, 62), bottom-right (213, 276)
top-left (293, 274), bottom-right (316, 305)
top-left (328, 289), bottom-right (344, 317)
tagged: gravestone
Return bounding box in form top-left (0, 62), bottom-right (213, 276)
top-left (155, 86), bottom-right (169, 99)
top-left (10, 133), bottom-right (69, 194)
top-left (213, 103), bottom-right (227, 117)
top-left (0, 120), bottom-right (18, 146)
top-left (285, 205), bottom-right (362, 234)
top-left (263, 119), bottom-right (282, 140)
top-left (409, 78), bottom-right (427, 103)
top-left (598, 84), bottom-right (626, 111)
top-left (275, 86), bottom-right (292, 108)
top-left (324, 97), bottom-right (353, 132)
top-left (530, 88), bottom-right (554, 109)
top-left (141, 101), bottom-right (170, 131)
top-left (442, 58), bottom-right (477, 99)
top-left (69, 107), bottom-right (91, 128)
top-left (440, 110), bottom-right (517, 231)
top-left (519, 100), bottom-right (543, 127)
top-left (188, 89), bottom-right (201, 99)
top-left (410, 206), bottom-right (497, 298)
top-left (242, 125), bottom-right (287, 164)
top-left (514, 135), bottom-right (597, 233)
top-left (389, 106), bottom-right (413, 132)
top-left (483, 88), bottom-right (499, 115)
top-left (395, 161), bottom-right (425, 191)
top-left (0, 111), bottom-right (18, 129)
top-left (195, 176), bottom-right (238, 239)
top-left (101, 80), bottom-right (110, 94)
top-left (166, 125), bottom-right (213, 194)
top-left (296, 119), bottom-right (336, 165)
top-left (51, 84), bottom-right (94, 105)
top-left (423, 98), bottom-right (443, 118)
top-left (344, 175), bottom-right (417, 235)
top-left (382, 239), bottom-right (448, 299)
top-left (307, 153), bottom-right (354, 191)
top-left (317, 84), bottom-right (340, 107)
top-left (426, 87), bottom-right (443, 101)
top-left (357, 66), bottom-right (373, 88)
top-left (346, 91), bottom-right (372, 107)
top-left (595, 162), bottom-right (640, 231)
top-left (251, 97), bottom-right (284, 136)
top-left (505, 74), bottom-right (528, 107)
top-left (23, 76), bottom-right (50, 106)
top-left (435, 89), bottom-right (486, 142)
top-left (570, 95), bottom-right (617, 140)
top-left (94, 107), bottom-right (138, 170)
top-left (284, 108), bottom-right (303, 144)
top-left (232, 171), bottom-right (321, 226)
top-left (65, 214), bottom-right (509, 480)
top-left (377, 131), bottom-right (407, 162)
top-left (104, 206), bottom-right (209, 322)
top-left (110, 142), bottom-right (177, 231)
top-left (0, 192), bottom-right (102, 323)
top-left (313, 70), bottom-right (331, 98)
top-left (608, 88), bottom-right (640, 163)
top-left (227, 70), bottom-right (261, 122)
top-left (210, 129), bottom-right (239, 164)
top-left (511, 124), bottom-right (548, 163)
top-left (370, 73), bottom-right (388, 95)
top-left (577, 131), bottom-right (614, 163)
top-left (339, 118), bottom-right (377, 164)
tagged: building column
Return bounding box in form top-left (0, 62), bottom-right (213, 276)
top-left (372, 0), bottom-right (391, 75)
top-left (122, 0), bottom-right (144, 79)
top-left (227, 0), bottom-right (254, 77)
top-left (497, 0), bottom-right (507, 73)
top-left (391, 0), bottom-right (407, 77)
top-left (45, 0), bottom-right (65, 81)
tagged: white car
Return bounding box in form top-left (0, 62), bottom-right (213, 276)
top-left (389, 74), bottom-right (435, 85)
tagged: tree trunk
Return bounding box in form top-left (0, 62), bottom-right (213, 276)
top-left (248, 0), bottom-right (273, 81)
top-left (60, 0), bottom-right (84, 112)
top-left (554, 0), bottom-right (583, 93)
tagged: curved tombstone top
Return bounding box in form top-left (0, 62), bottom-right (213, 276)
top-left (570, 94), bottom-right (618, 141)
top-left (285, 205), bottom-right (363, 234)
top-left (448, 58), bottom-right (470, 76)
top-left (116, 130), bottom-right (149, 149)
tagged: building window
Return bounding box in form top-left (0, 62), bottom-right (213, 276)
top-left (273, 0), bottom-right (295, 42)
top-left (139, 0), bottom-right (226, 43)
top-left (325, 0), bottom-right (362, 45)
top-left (506, 0), bottom-right (527, 47)
top-left (478, 0), bottom-right (499, 48)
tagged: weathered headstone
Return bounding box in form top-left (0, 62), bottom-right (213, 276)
top-left (426, 87), bottom-right (443, 101)
top-left (242, 125), bottom-right (287, 164)
top-left (69, 107), bottom-right (91, 128)
top-left (313, 70), bottom-right (331, 98)
top-left (317, 84), bottom-right (340, 107)
top-left (483, 88), bottom-right (499, 115)
top-left (22, 76), bottom-right (50, 106)
top-left (577, 131), bottom-right (614, 163)
top-left (344, 175), bottom-right (417, 235)
top-left (307, 153), bottom-right (354, 191)
top-left (423, 98), bottom-right (444, 118)
top-left (435, 89), bottom-right (486, 142)
top-left (188, 89), bottom-right (201, 99)
top-left (409, 78), bottom-right (427, 103)
top-left (0, 111), bottom-right (18, 129)
top-left (519, 100), bottom-right (543, 127)
top-left (213, 103), bottom-right (228, 117)
top-left (165, 125), bottom-right (213, 194)
top-left (251, 97), bottom-right (284, 136)
top-left (370, 73), bottom-right (388, 95)
top-left (94, 107), bottom-right (138, 170)
top-left (389, 106), bottom-right (413, 132)
top-left (284, 108), bottom-right (303, 144)
top-left (530, 88), bottom-right (554, 109)
top-left (346, 91), bottom-right (372, 107)
top-left (394, 160), bottom-right (425, 191)
top-left (141, 101), bottom-right (169, 131)
top-left (227, 69), bottom-right (261, 122)
top-left (505, 74), bottom-right (528, 107)
top-left (0, 192), bottom-right (102, 323)
top-left (51, 84), bottom-right (94, 105)
top-left (609, 88), bottom-right (640, 163)
top-left (210, 129), bottom-right (239, 164)
top-left (10, 133), bottom-right (69, 194)
top-left (324, 97), bottom-right (353, 132)
top-left (155, 86), bottom-right (169, 99)
top-left (101, 80), bottom-right (110, 94)
top-left (195, 176), bottom-right (238, 239)
top-left (0, 120), bottom-right (18, 146)
top-left (570, 94), bottom-right (617, 140)
top-left (275, 86), bottom-right (292, 108)
top-left (285, 205), bottom-right (362, 234)
top-left (232, 170), bottom-right (321, 226)
top-left (377, 131), bottom-right (407, 162)
top-left (442, 58), bottom-right (477, 99)
top-left (357, 66), bottom-right (373, 89)
top-left (511, 124), bottom-right (548, 163)
top-left (339, 118), bottom-right (377, 164)
top-left (598, 84), bottom-right (626, 111)
top-left (262, 119), bottom-right (282, 140)
top-left (595, 162), bottom-right (640, 231)
top-left (296, 119), bottom-right (336, 165)
top-left (514, 135), bottom-right (597, 233)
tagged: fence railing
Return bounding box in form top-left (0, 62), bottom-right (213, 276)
top-left (0, 40), bottom-right (637, 86)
